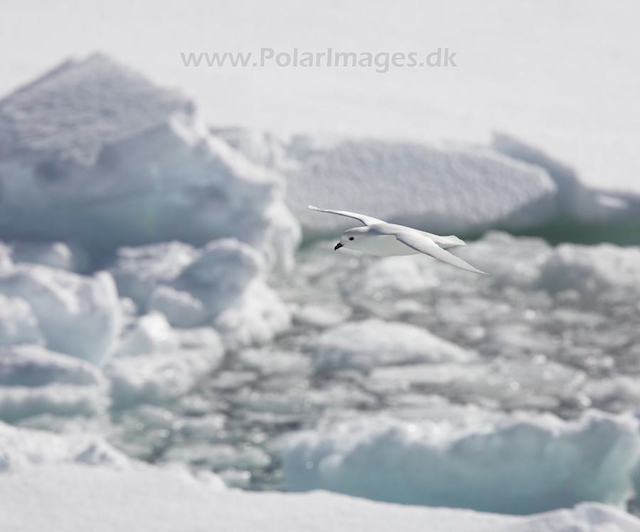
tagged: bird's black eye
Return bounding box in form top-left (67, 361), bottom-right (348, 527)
top-left (349, 237), bottom-right (354, 241)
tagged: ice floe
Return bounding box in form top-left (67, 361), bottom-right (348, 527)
top-left (311, 319), bottom-right (476, 372)
top-left (0, 264), bottom-right (122, 364)
top-left (105, 326), bottom-right (224, 408)
top-left (218, 129), bottom-right (640, 243)
top-left (111, 239), bottom-right (290, 348)
top-left (0, 54), bottom-right (300, 272)
top-left (284, 411), bottom-right (640, 514)
top-left (0, 345), bottom-right (109, 422)
top-left (221, 131), bottom-right (559, 237)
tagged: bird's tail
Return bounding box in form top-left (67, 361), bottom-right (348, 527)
top-left (436, 235), bottom-right (466, 248)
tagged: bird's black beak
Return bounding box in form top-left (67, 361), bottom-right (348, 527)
top-left (334, 242), bottom-right (343, 250)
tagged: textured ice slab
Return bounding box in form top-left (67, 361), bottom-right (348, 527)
top-left (283, 411), bottom-right (640, 514)
top-left (0, 54), bottom-right (188, 165)
top-left (0, 54), bottom-right (299, 271)
top-left (0, 345), bottom-right (109, 422)
top-left (220, 130), bottom-right (640, 243)
top-left (0, 264), bottom-right (122, 363)
top-left (311, 319), bottom-right (475, 372)
top-left (111, 239), bottom-right (290, 348)
top-left (221, 131), bottom-right (558, 236)
top-left (2, 462), bottom-right (640, 532)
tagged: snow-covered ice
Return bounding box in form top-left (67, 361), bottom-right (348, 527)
top-left (111, 238), bottom-right (291, 348)
top-left (0, 54), bottom-right (300, 272)
top-left (109, 241), bottom-right (199, 311)
top-left (105, 325), bottom-right (224, 408)
top-left (2, 224), bottom-right (638, 514)
top-left (2, 1), bottom-right (640, 194)
top-left (2, 422), bottom-right (640, 531)
top-left (311, 319), bottom-right (476, 372)
top-left (148, 285), bottom-right (206, 328)
top-left (220, 130), bottom-right (640, 242)
top-left (0, 264), bottom-right (122, 364)
top-left (0, 421), bottom-right (127, 471)
top-left (1, 458), bottom-right (640, 532)
top-left (116, 312), bottom-right (180, 356)
top-left (0, 345), bottom-right (109, 422)
top-left (1, 52), bottom-right (640, 525)
top-left (223, 132), bottom-right (559, 236)
top-left (0, 295), bottom-right (42, 347)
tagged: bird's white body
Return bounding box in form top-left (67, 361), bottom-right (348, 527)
top-left (308, 206), bottom-right (487, 275)
top-left (349, 234), bottom-right (418, 257)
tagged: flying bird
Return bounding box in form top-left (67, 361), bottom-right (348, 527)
top-left (308, 205), bottom-right (487, 275)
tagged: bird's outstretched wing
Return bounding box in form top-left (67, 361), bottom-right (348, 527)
top-left (395, 231), bottom-right (488, 275)
top-left (308, 205), bottom-right (385, 227)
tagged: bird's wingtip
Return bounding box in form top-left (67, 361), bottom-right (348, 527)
top-left (308, 205), bottom-right (319, 211)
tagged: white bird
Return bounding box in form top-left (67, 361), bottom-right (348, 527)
top-left (308, 205), bottom-right (487, 275)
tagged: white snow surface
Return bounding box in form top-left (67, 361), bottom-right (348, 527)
top-left (1, 423), bottom-right (639, 532)
top-left (284, 411), bottom-right (640, 514)
top-left (0, 470), bottom-right (637, 532)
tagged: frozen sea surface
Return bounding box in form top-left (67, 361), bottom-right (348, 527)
top-left (4, 232), bottom-right (638, 515)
